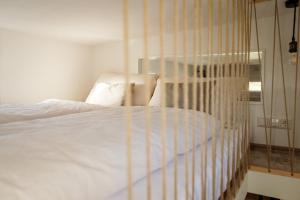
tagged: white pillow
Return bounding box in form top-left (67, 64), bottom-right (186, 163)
top-left (95, 72), bottom-right (158, 106)
top-left (149, 79), bottom-right (161, 106)
top-left (86, 83), bottom-right (126, 106)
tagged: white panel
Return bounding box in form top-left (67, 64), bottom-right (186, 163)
top-left (248, 171), bottom-right (300, 200)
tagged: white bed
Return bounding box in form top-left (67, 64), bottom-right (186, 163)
top-left (0, 107), bottom-right (236, 200)
top-left (0, 99), bottom-right (102, 124)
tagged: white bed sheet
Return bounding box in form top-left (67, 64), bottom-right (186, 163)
top-left (110, 133), bottom-right (237, 200)
top-left (0, 107), bottom-right (222, 200)
top-left (0, 99), bottom-right (102, 124)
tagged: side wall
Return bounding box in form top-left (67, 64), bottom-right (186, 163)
top-left (0, 29), bottom-right (93, 104)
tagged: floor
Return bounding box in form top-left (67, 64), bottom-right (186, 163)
top-left (249, 145), bottom-right (300, 173)
top-left (245, 193), bottom-right (279, 200)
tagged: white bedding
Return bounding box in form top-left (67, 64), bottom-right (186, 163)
top-left (0, 107), bottom-right (226, 200)
top-left (110, 133), bottom-right (236, 200)
top-left (0, 99), bottom-right (102, 124)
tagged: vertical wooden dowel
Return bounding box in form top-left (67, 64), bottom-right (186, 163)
top-left (197, 0), bottom-right (206, 199)
top-left (159, 0), bottom-right (167, 199)
top-left (253, 0), bottom-right (271, 173)
top-left (218, 0), bottom-right (225, 198)
top-left (224, 0), bottom-right (232, 198)
top-left (246, 0), bottom-right (253, 173)
top-left (192, 0), bottom-right (199, 199)
top-left (235, 0), bottom-right (241, 187)
top-left (275, 0), bottom-right (293, 175)
top-left (182, 0), bottom-right (190, 199)
top-left (172, 0), bottom-right (179, 198)
top-left (123, 0), bottom-right (133, 199)
top-left (143, 0), bottom-right (152, 199)
top-left (231, 0), bottom-right (237, 196)
top-left (269, 0), bottom-right (277, 172)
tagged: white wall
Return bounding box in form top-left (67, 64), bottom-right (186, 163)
top-left (92, 14), bottom-right (300, 148)
top-left (0, 29), bottom-right (93, 104)
top-left (235, 171), bottom-right (300, 200)
top-left (249, 14), bottom-right (300, 148)
top-left (91, 33), bottom-right (184, 81)
top-left (247, 171), bottom-right (300, 200)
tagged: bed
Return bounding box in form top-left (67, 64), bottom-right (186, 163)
top-left (0, 99), bottom-right (102, 124)
top-left (0, 0), bottom-right (254, 198)
top-left (0, 106), bottom-right (236, 200)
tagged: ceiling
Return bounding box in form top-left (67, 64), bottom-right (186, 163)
top-left (0, 0), bottom-right (293, 44)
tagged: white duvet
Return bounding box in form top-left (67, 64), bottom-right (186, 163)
top-left (0, 99), bottom-right (102, 124)
top-left (0, 107), bottom-right (225, 200)
top-left (110, 134), bottom-right (236, 200)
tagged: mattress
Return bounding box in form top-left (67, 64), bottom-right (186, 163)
top-left (0, 107), bottom-right (234, 200)
top-left (0, 99), bottom-right (102, 124)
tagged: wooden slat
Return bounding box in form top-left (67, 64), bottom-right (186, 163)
top-left (159, 1), bottom-right (167, 199)
top-left (182, 0), bottom-right (190, 199)
top-left (191, 0), bottom-right (200, 199)
top-left (172, 0), bottom-right (179, 199)
top-left (123, 1), bottom-right (133, 200)
top-left (143, 1), bottom-right (152, 200)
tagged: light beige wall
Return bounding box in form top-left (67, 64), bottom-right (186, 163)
top-left (91, 41), bottom-right (126, 80)
top-left (0, 29), bottom-right (93, 104)
top-left (91, 33), bottom-right (182, 81)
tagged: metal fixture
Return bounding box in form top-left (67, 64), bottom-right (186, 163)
top-left (285, 0), bottom-right (299, 8)
top-left (285, 0), bottom-right (299, 53)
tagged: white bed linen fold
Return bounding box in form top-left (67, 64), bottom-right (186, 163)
top-left (0, 107), bottom-right (220, 200)
top-left (0, 99), bottom-right (102, 124)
